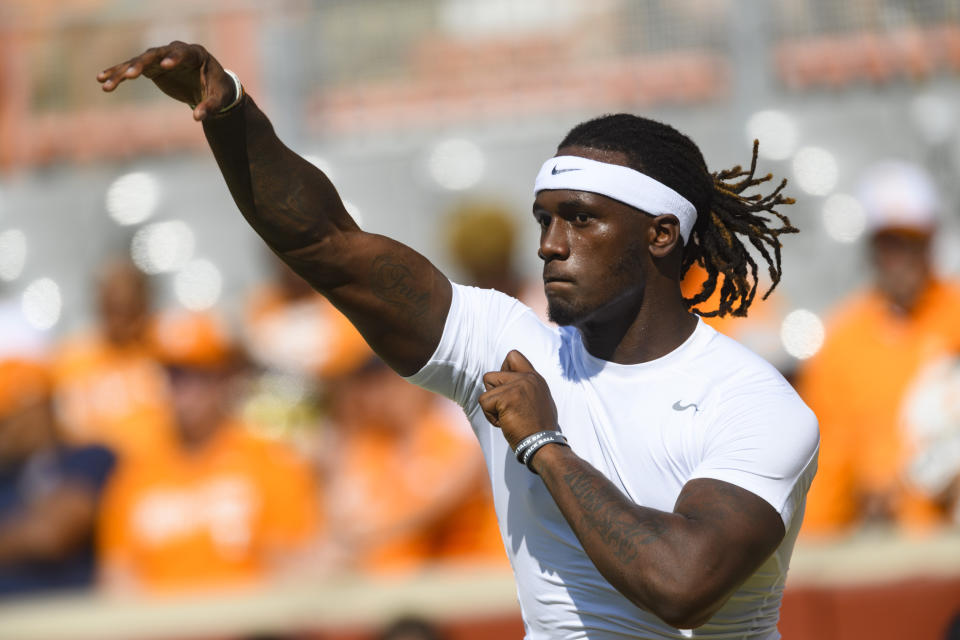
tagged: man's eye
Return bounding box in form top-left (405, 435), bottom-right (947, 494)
top-left (537, 215), bottom-right (550, 228)
top-left (574, 213), bottom-right (590, 224)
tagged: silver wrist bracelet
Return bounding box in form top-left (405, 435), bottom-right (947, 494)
top-left (217, 69), bottom-right (244, 113)
top-left (189, 68), bottom-right (244, 114)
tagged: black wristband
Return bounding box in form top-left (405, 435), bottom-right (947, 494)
top-left (514, 430), bottom-right (565, 464)
top-left (517, 431), bottom-right (569, 474)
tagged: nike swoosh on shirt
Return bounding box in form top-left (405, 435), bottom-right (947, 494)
top-left (672, 401), bottom-right (698, 413)
top-left (551, 166), bottom-right (582, 175)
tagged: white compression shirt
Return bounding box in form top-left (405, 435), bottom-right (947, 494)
top-left (407, 283), bottom-right (819, 640)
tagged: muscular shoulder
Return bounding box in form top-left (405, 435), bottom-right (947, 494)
top-left (697, 327), bottom-right (817, 442)
top-left (452, 283), bottom-right (542, 327)
top-left (696, 325), bottom-right (795, 397)
top-left (450, 283), bottom-right (556, 356)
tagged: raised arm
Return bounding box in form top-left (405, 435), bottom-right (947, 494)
top-left (97, 42), bottom-right (450, 375)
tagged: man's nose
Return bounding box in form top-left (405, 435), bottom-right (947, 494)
top-left (538, 221), bottom-right (569, 261)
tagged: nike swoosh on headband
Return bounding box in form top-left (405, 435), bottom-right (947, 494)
top-left (535, 155), bottom-right (698, 243)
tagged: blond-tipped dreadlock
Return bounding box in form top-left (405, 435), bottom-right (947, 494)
top-left (558, 114), bottom-right (798, 318)
top-left (681, 140), bottom-right (798, 317)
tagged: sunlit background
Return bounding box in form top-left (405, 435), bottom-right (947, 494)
top-left (1, 1), bottom-right (959, 639)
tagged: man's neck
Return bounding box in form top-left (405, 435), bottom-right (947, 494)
top-left (577, 287), bottom-right (698, 365)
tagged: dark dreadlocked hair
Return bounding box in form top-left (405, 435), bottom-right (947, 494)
top-left (558, 113), bottom-right (798, 318)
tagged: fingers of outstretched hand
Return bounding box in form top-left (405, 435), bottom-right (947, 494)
top-left (97, 42), bottom-right (198, 91)
top-left (97, 46), bottom-right (167, 90)
top-left (98, 50), bottom-right (151, 88)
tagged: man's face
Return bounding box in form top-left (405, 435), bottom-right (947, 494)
top-left (168, 367), bottom-right (231, 446)
top-left (98, 265), bottom-right (149, 346)
top-left (869, 229), bottom-right (932, 312)
top-left (533, 147), bottom-right (651, 327)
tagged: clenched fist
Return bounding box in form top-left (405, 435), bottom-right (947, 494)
top-left (479, 350), bottom-right (560, 450)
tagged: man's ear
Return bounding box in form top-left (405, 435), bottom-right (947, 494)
top-left (647, 214), bottom-right (683, 258)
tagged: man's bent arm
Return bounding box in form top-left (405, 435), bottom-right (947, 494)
top-left (201, 97), bottom-right (450, 374)
top-left (532, 444), bottom-right (785, 629)
top-left (98, 42), bottom-right (450, 375)
top-left (479, 351), bottom-right (786, 628)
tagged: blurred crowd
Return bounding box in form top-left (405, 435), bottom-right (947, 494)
top-left (1, 160), bottom-right (960, 607)
top-left (0, 203), bottom-right (532, 599)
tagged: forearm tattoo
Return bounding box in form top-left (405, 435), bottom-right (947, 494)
top-left (371, 254), bottom-right (431, 318)
top-left (563, 467), bottom-right (669, 564)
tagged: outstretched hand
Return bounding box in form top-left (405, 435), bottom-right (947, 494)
top-left (479, 350), bottom-right (560, 450)
top-left (97, 41), bottom-right (236, 121)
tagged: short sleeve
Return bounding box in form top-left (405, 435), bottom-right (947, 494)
top-left (690, 379), bottom-right (820, 529)
top-left (405, 282), bottom-right (533, 411)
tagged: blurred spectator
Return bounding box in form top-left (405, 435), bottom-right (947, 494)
top-left (798, 161), bottom-right (960, 535)
top-left (243, 257), bottom-right (371, 380)
top-left (240, 257), bottom-right (371, 448)
top-left (445, 201), bottom-right (548, 320)
top-left (52, 259), bottom-right (176, 461)
top-left (97, 313), bottom-right (319, 593)
top-left (322, 358), bottom-right (502, 573)
top-left (377, 615), bottom-right (447, 640)
top-left (900, 352), bottom-right (960, 523)
top-left (0, 358), bottom-right (115, 597)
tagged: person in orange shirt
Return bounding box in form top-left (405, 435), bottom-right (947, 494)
top-left (797, 161), bottom-right (960, 535)
top-left (98, 314), bottom-right (319, 593)
top-left (243, 256), bottom-right (372, 380)
top-left (322, 357), bottom-right (503, 573)
top-left (241, 257), bottom-right (373, 444)
top-left (52, 260), bottom-right (176, 461)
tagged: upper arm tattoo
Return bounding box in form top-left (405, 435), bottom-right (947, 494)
top-left (370, 253), bottom-right (431, 319)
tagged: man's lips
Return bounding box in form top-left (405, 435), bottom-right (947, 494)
top-left (543, 275), bottom-right (575, 285)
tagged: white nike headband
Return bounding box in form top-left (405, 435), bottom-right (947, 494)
top-left (534, 155), bottom-right (698, 243)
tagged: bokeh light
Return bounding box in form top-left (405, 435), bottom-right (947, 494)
top-left (822, 194), bottom-right (867, 243)
top-left (780, 309), bottom-right (825, 360)
top-left (131, 220), bottom-right (195, 274)
top-left (427, 138), bottom-right (486, 191)
top-left (21, 278), bottom-right (61, 331)
top-left (174, 258), bottom-right (223, 311)
top-left (0, 229), bottom-right (28, 281)
top-left (106, 172), bottom-right (160, 226)
top-left (745, 110), bottom-right (799, 161)
top-left (792, 147), bottom-right (838, 196)
top-left (910, 93), bottom-right (955, 146)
